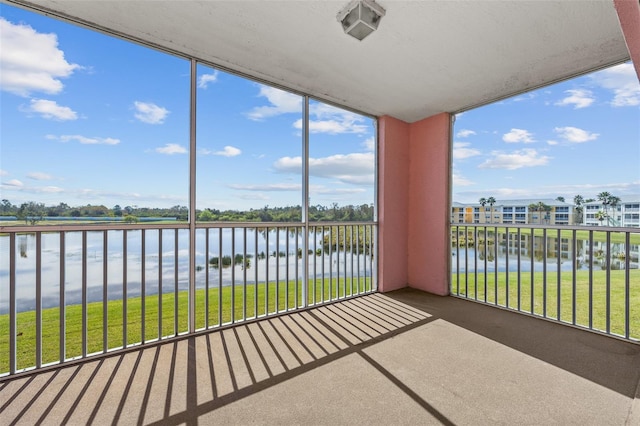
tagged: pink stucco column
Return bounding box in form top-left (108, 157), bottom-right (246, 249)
top-left (377, 116), bottom-right (410, 292)
top-left (614, 0), bottom-right (640, 80)
top-left (407, 113), bottom-right (451, 296)
top-left (377, 113), bottom-right (451, 295)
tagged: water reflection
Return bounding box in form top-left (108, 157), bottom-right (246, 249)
top-left (0, 228), bottom-right (374, 313)
top-left (452, 232), bottom-right (640, 273)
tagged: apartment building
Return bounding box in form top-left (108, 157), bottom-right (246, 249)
top-left (451, 199), bottom-right (574, 225)
top-left (583, 198), bottom-right (640, 227)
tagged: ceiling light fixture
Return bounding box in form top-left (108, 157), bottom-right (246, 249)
top-left (337, 0), bottom-right (386, 41)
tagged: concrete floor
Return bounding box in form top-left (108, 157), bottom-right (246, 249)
top-left (1, 289), bottom-right (639, 425)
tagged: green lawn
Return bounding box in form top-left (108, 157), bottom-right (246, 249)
top-left (452, 269), bottom-right (640, 339)
top-left (0, 277), bottom-right (372, 373)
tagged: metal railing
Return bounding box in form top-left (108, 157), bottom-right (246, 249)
top-left (450, 223), bottom-right (640, 342)
top-left (0, 221), bottom-right (377, 377)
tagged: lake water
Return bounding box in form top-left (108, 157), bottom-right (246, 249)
top-left (0, 229), bottom-right (374, 313)
top-left (452, 235), bottom-right (639, 273)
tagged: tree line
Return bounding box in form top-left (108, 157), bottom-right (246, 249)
top-left (0, 199), bottom-right (374, 224)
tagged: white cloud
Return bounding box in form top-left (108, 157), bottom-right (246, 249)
top-left (27, 172), bottom-right (53, 181)
top-left (555, 89), bottom-right (595, 109)
top-left (47, 134), bottom-right (120, 145)
top-left (247, 85), bottom-right (370, 134)
top-left (133, 101), bottom-right (169, 124)
top-left (156, 143), bottom-right (187, 155)
top-left (363, 137), bottom-right (375, 152)
top-left (214, 146), bottom-right (241, 157)
top-left (502, 128), bottom-right (534, 143)
top-left (2, 179), bottom-right (23, 187)
top-left (0, 17), bottom-right (80, 97)
top-left (478, 149), bottom-right (551, 170)
top-left (246, 85), bottom-right (301, 120)
top-left (512, 93), bottom-right (537, 102)
top-left (25, 99), bottom-right (77, 120)
top-left (456, 129), bottom-right (476, 138)
top-left (554, 126), bottom-right (598, 143)
top-left (590, 63), bottom-right (640, 107)
top-left (198, 71), bottom-right (218, 89)
top-left (453, 142), bottom-right (481, 160)
top-left (546, 140), bottom-right (559, 146)
top-left (301, 103), bottom-right (369, 134)
top-left (274, 152), bottom-right (374, 185)
top-left (452, 171), bottom-right (474, 186)
top-left (228, 183), bottom-right (300, 191)
top-left (0, 169), bottom-right (8, 176)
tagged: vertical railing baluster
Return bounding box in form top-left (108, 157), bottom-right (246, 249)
top-left (464, 225), bottom-right (469, 297)
top-left (517, 228), bottom-right (521, 312)
top-left (571, 229), bottom-right (577, 326)
top-left (174, 229), bottom-right (178, 336)
top-left (103, 231), bottom-right (108, 352)
top-left (455, 226), bottom-right (460, 295)
top-left (588, 230), bottom-right (593, 330)
top-left (218, 229), bottom-right (222, 325)
top-left (542, 228), bottom-right (547, 318)
top-left (265, 228), bottom-right (269, 315)
top-left (624, 231), bottom-right (630, 339)
top-left (337, 226), bottom-right (341, 299)
top-left (285, 227), bottom-right (290, 310)
top-left (494, 226), bottom-right (498, 305)
top-left (142, 229), bottom-right (146, 343)
top-left (36, 232), bottom-right (42, 368)
top-left (204, 229), bottom-right (209, 328)
top-left (605, 231), bottom-right (611, 334)
top-left (343, 225), bottom-right (347, 298)
top-left (530, 228), bottom-right (535, 315)
top-left (243, 227), bottom-right (247, 320)
top-left (158, 229), bottom-right (163, 340)
top-left (9, 233), bottom-right (16, 374)
top-left (483, 226), bottom-right (488, 302)
top-left (275, 228), bottom-right (279, 313)
top-left (356, 225), bottom-right (360, 295)
top-left (473, 226), bottom-right (478, 300)
top-left (313, 226), bottom-right (317, 304)
top-left (123, 230), bottom-right (128, 348)
top-left (505, 227), bottom-right (509, 308)
top-left (254, 227), bottom-right (259, 318)
top-left (329, 226), bottom-right (333, 300)
top-left (60, 232), bottom-right (66, 363)
top-left (82, 231), bottom-right (87, 358)
top-left (556, 229), bottom-right (561, 321)
top-left (231, 228), bottom-right (236, 323)
top-left (294, 227), bottom-right (298, 308)
top-left (322, 226), bottom-right (326, 302)
top-left (350, 225), bottom-right (355, 296)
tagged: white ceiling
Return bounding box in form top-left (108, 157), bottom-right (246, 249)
top-left (8, 0), bottom-right (631, 122)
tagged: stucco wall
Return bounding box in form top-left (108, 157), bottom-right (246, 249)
top-left (378, 113), bottom-right (451, 295)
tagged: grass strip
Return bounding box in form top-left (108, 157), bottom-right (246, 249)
top-left (0, 277), bottom-right (371, 373)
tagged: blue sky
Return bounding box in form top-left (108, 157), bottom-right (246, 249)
top-left (1, 4), bottom-right (639, 212)
top-left (453, 62), bottom-right (640, 204)
top-left (0, 5), bottom-right (375, 211)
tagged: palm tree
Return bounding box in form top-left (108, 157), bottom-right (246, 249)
top-left (487, 197), bottom-right (496, 224)
top-left (528, 203), bottom-right (538, 224)
top-left (478, 198), bottom-right (487, 223)
top-left (596, 192), bottom-right (621, 226)
top-left (595, 210), bottom-right (607, 225)
top-left (573, 194), bottom-right (584, 225)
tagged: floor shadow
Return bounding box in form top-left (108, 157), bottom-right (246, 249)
top-left (385, 288), bottom-right (640, 398)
